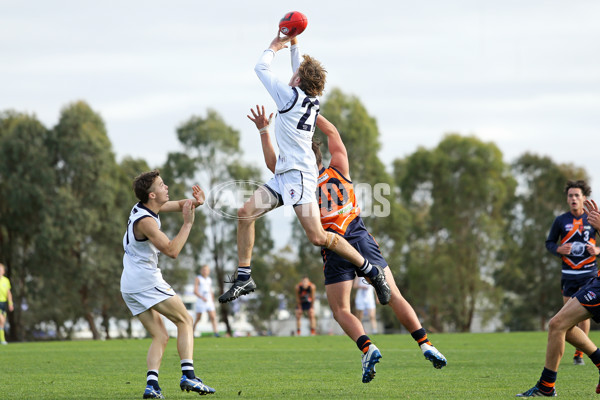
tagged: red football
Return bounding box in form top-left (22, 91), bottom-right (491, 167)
top-left (279, 11), bottom-right (308, 37)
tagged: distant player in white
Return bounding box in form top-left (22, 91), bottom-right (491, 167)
top-left (193, 265), bottom-right (219, 337)
top-left (354, 277), bottom-right (378, 334)
top-left (120, 170), bottom-right (214, 398)
top-left (219, 35), bottom-right (391, 306)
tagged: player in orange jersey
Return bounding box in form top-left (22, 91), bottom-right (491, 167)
top-left (250, 105), bottom-right (446, 383)
top-left (295, 276), bottom-right (317, 336)
top-left (517, 199), bottom-right (600, 397)
top-left (545, 180), bottom-right (599, 365)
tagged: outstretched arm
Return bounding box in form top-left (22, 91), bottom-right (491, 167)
top-left (139, 200), bottom-right (195, 259)
top-left (248, 105), bottom-right (277, 173)
top-left (160, 185), bottom-right (205, 213)
top-left (316, 115), bottom-right (350, 177)
top-left (255, 33), bottom-right (295, 110)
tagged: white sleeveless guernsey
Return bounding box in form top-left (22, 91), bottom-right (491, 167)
top-left (121, 203), bottom-right (167, 294)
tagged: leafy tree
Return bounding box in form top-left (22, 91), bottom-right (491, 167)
top-left (0, 111), bottom-right (54, 340)
top-left (395, 134), bottom-right (516, 332)
top-left (44, 101), bottom-right (125, 339)
top-left (495, 153), bottom-right (589, 331)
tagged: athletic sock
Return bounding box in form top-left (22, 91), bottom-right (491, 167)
top-left (536, 367), bottom-right (557, 394)
top-left (296, 329), bottom-right (301, 336)
top-left (359, 259), bottom-right (377, 279)
top-left (146, 370), bottom-right (159, 390)
top-left (356, 335), bottom-right (372, 353)
top-left (236, 266), bottom-right (251, 281)
top-left (411, 328), bottom-right (432, 347)
top-left (310, 328), bottom-right (316, 335)
top-left (589, 348), bottom-right (600, 369)
top-left (181, 359), bottom-right (196, 379)
top-left (0, 328), bottom-right (5, 342)
top-left (574, 349), bottom-right (584, 358)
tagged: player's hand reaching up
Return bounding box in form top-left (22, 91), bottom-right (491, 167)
top-left (192, 184), bottom-right (205, 207)
top-left (182, 199), bottom-right (195, 225)
top-left (269, 32), bottom-right (292, 52)
top-left (585, 199), bottom-right (600, 230)
top-left (248, 105), bottom-right (273, 132)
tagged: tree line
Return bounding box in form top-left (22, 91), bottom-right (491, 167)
top-left (0, 89), bottom-right (587, 340)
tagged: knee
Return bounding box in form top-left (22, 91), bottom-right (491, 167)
top-left (238, 203), bottom-right (259, 222)
top-left (548, 314), bottom-right (566, 333)
top-left (307, 231), bottom-right (327, 247)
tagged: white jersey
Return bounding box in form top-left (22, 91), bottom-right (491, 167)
top-left (121, 203), bottom-right (167, 294)
top-left (196, 275), bottom-right (213, 300)
top-left (255, 44), bottom-right (320, 175)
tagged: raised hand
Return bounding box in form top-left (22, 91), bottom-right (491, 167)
top-left (192, 185), bottom-right (205, 207)
top-left (247, 105), bottom-right (273, 131)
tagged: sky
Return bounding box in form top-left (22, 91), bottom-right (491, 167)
top-left (2, 1), bottom-right (600, 247)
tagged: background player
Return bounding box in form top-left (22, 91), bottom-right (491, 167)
top-left (0, 263), bottom-right (13, 345)
top-left (121, 170), bottom-right (214, 398)
top-left (295, 276), bottom-right (317, 336)
top-left (219, 35), bottom-right (390, 308)
top-left (354, 277), bottom-right (378, 334)
top-left (545, 180), bottom-right (599, 365)
top-left (517, 199), bottom-right (600, 397)
top-left (251, 105), bottom-right (447, 383)
top-left (193, 265), bottom-right (219, 337)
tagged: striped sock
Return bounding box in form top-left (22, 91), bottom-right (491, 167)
top-left (236, 266), bottom-right (251, 281)
top-left (359, 259), bottom-right (376, 279)
top-left (589, 348), bottom-right (600, 369)
top-left (411, 328), bottom-right (431, 347)
top-left (146, 370), bottom-right (159, 390)
top-left (537, 367), bottom-right (557, 394)
top-left (181, 359), bottom-right (195, 379)
top-left (356, 335), bottom-right (372, 354)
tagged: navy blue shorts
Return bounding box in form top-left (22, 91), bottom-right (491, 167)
top-left (0, 302), bottom-right (6, 314)
top-left (562, 275), bottom-right (596, 297)
top-left (298, 301), bottom-right (312, 312)
top-left (322, 233), bottom-right (388, 285)
top-left (574, 277), bottom-right (600, 323)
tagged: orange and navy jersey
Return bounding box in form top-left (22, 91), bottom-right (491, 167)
top-left (546, 212), bottom-right (598, 279)
top-left (317, 167), bottom-right (369, 243)
top-left (297, 284), bottom-right (314, 304)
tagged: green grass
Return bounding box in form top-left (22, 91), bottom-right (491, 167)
top-left (2, 331), bottom-right (600, 399)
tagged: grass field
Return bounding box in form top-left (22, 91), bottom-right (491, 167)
top-left (2, 331), bottom-right (600, 399)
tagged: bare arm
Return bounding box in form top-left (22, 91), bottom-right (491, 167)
top-left (316, 115), bottom-right (350, 177)
top-left (160, 185), bottom-right (205, 213)
top-left (7, 288), bottom-right (13, 312)
top-left (295, 285), bottom-right (301, 306)
top-left (137, 199), bottom-right (195, 259)
top-left (248, 105), bottom-right (277, 173)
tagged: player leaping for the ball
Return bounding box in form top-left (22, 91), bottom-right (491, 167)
top-left (218, 34), bottom-right (391, 310)
top-left (251, 105), bottom-right (447, 383)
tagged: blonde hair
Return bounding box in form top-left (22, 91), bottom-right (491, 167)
top-left (298, 54), bottom-right (327, 97)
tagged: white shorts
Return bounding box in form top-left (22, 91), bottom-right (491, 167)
top-left (195, 298), bottom-right (216, 313)
top-left (355, 286), bottom-right (376, 311)
top-left (121, 281), bottom-right (176, 316)
top-left (265, 169), bottom-right (317, 206)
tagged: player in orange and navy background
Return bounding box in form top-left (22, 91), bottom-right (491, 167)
top-left (295, 276), bottom-right (317, 336)
top-left (545, 180), bottom-right (600, 365)
top-left (250, 105), bottom-right (446, 383)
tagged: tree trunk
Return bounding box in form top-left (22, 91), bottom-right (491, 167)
top-left (80, 284), bottom-right (101, 340)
